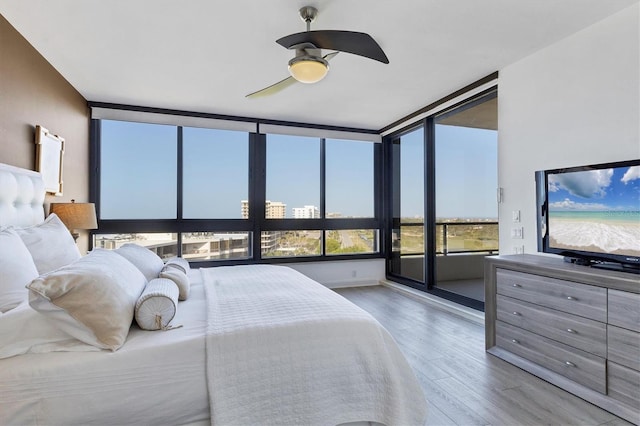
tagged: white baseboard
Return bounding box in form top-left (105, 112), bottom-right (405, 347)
top-left (323, 279), bottom-right (380, 289)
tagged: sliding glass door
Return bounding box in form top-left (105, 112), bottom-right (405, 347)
top-left (433, 95), bottom-right (498, 305)
top-left (386, 90), bottom-right (497, 309)
top-left (388, 126), bottom-right (427, 288)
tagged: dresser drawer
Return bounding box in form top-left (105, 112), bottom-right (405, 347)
top-left (608, 362), bottom-right (640, 410)
top-left (496, 268), bottom-right (607, 322)
top-left (608, 325), bottom-right (640, 371)
top-left (609, 289), bottom-right (640, 332)
top-left (496, 321), bottom-right (606, 393)
top-left (497, 294), bottom-right (606, 357)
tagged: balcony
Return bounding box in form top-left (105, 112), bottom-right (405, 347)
top-left (393, 221), bottom-right (498, 302)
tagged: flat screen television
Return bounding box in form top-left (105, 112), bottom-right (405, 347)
top-left (535, 159), bottom-right (640, 274)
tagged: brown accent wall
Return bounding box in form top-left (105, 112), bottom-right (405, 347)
top-left (0, 14), bottom-right (91, 250)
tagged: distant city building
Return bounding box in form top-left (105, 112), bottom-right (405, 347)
top-left (292, 205), bottom-right (320, 219)
top-left (241, 200), bottom-right (286, 219)
top-left (266, 201), bottom-right (286, 219)
top-left (94, 232), bottom-right (250, 261)
top-left (240, 200), bottom-right (286, 252)
top-left (182, 233), bottom-right (250, 260)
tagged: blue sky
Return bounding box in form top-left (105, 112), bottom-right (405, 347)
top-left (266, 134), bottom-right (320, 216)
top-left (548, 165), bottom-right (640, 211)
top-left (266, 134), bottom-right (374, 217)
top-left (101, 119), bottom-right (497, 220)
top-left (399, 124), bottom-right (498, 219)
top-left (101, 121), bottom-right (374, 219)
top-left (183, 127), bottom-right (249, 218)
top-left (100, 121), bottom-right (177, 219)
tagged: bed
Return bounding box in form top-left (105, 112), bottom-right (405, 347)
top-left (0, 163), bottom-right (427, 426)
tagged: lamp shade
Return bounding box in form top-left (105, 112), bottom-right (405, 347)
top-left (49, 200), bottom-right (97, 231)
top-left (288, 56), bottom-right (329, 84)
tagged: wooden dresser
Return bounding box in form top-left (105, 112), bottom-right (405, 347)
top-left (485, 254), bottom-right (640, 424)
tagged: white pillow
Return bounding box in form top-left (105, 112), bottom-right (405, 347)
top-left (135, 278), bottom-right (179, 330)
top-left (27, 248), bottom-right (147, 351)
top-left (115, 243), bottom-right (164, 282)
top-left (160, 267), bottom-right (190, 301)
top-left (15, 213), bottom-right (81, 274)
top-left (0, 300), bottom-right (100, 359)
top-left (0, 228), bottom-right (39, 312)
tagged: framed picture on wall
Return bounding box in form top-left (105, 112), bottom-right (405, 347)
top-left (35, 125), bottom-right (64, 196)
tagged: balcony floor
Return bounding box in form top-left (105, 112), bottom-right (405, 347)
top-left (436, 278), bottom-right (485, 302)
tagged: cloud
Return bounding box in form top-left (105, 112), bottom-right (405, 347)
top-left (549, 198), bottom-right (609, 211)
top-left (549, 169), bottom-right (613, 199)
top-left (621, 165), bottom-right (640, 184)
top-left (548, 180), bottom-right (560, 192)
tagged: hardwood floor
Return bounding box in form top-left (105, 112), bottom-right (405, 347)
top-left (334, 285), bottom-right (634, 426)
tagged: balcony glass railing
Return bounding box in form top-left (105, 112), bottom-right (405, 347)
top-left (395, 221), bottom-right (499, 256)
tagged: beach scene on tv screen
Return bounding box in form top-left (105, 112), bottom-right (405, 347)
top-left (547, 164), bottom-right (640, 257)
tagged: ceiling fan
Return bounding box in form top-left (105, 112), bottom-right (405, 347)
top-left (246, 6), bottom-right (389, 98)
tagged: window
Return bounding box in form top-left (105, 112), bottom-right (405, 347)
top-left (261, 230), bottom-right (322, 258)
top-left (182, 232), bottom-right (251, 260)
top-left (435, 121), bottom-right (498, 255)
top-left (91, 110), bottom-right (381, 265)
top-left (266, 134), bottom-right (320, 218)
top-left (94, 233), bottom-right (178, 260)
top-left (388, 127), bottom-right (425, 282)
top-left (261, 132), bottom-right (380, 257)
top-left (100, 120), bottom-right (177, 219)
top-left (182, 127), bottom-right (248, 219)
top-left (325, 139), bottom-right (374, 218)
top-left (325, 229), bottom-right (378, 255)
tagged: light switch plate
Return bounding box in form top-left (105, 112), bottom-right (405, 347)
top-left (512, 210), bottom-right (520, 223)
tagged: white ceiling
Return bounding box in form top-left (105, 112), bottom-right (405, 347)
top-left (1, 0), bottom-right (637, 131)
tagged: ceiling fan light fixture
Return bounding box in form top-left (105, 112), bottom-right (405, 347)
top-left (288, 55), bottom-right (329, 84)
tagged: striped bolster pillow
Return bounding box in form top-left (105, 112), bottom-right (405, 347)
top-left (160, 266), bottom-right (190, 301)
top-left (135, 278), bottom-right (179, 331)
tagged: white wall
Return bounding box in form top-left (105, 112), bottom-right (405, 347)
top-left (498, 3), bottom-right (640, 255)
top-left (285, 259), bottom-right (385, 288)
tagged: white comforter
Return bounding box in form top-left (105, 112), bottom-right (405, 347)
top-left (202, 265), bottom-right (427, 426)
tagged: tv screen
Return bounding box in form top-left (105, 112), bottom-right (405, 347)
top-left (536, 159), bottom-right (640, 272)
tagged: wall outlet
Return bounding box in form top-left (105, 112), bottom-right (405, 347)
top-left (511, 227), bottom-right (524, 239)
top-left (513, 245), bottom-right (525, 254)
top-left (512, 210), bottom-right (521, 223)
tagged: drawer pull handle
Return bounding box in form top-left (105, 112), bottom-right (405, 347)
top-left (565, 361), bottom-right (575, 367)
top-left (512, 283), bottom-right (521, 288)
top-left (566, 328), bottom-right (576, 334)
top-left (566, 296), bottom-right (577, 301)
top-left (512, 311), bottom-right (521, 316)
top-left (511, 339), bottom-right (519, 344)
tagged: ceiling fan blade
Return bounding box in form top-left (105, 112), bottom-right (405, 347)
top-left (277, 30), bottom-right (389, 64)
top-left (246, 75), bottom-right (298, 99)
top-left (246, 52), bottom-right (338, 99)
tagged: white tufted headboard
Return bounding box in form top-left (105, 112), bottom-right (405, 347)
top-left (0, 163), bottom-right (46, 227)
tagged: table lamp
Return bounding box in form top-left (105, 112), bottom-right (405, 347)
top-left (49, 199), bottom-right (98, 242)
